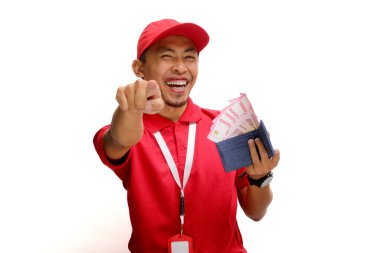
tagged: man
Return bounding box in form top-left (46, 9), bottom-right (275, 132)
top-left (93, 19), bottom-right (280, 253)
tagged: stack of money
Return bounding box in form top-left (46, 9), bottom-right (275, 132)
top-left (207, 93), bottom-right (260, 143)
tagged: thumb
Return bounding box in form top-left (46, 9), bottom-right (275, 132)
top-left (271, 149), bottom-right (280, 168)
top-left (144, 80), bottom-right (164, 114)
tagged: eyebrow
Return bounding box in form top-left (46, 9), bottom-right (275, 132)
top-left (157, 47), bottom-right (197, 54)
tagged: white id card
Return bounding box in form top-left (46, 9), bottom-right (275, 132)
top-left (168, 234), bottom-right (193, 253)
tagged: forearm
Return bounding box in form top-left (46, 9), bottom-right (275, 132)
top-left (240, 184), bottom-right (273, 221)
top-left (103, 108), bottom-right (144, 160)
top-left (239, 139), bottom-right (280, 221)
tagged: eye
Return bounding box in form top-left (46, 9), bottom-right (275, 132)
top-left (161, 54), bottom-right (172, 59)
top-left (185, 55), bottom-right (197, 61)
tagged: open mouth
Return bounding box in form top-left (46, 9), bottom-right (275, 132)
top-left (165, 80), bottom-right (187, 92)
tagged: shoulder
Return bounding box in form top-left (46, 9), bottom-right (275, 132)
top-left (200, 107), bottom-right (220, 120)
top-left (186, 98), bottom-right (220, 121)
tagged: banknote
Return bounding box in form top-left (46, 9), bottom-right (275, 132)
top-left (208, 93), bottom-right (260, 142)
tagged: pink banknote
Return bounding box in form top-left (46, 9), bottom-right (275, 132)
top-left (208, 93), bottom-right (260, 143)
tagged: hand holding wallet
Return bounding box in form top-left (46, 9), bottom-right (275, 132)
top-left (207, 94), bottom-right (274, 172)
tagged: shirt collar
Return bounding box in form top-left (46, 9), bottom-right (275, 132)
top-left (143, 98), bottom-right (202, 132)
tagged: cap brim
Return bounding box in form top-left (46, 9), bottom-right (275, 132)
top-left (143, 23), bottom-right (209, 57)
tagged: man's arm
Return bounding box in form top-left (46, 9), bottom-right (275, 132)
top-left (102, 80), bottom-right (164, 160)
top-left (238, 138), bottom-right (280, 221)
top-left (238, 181), bottom-right (273, 221)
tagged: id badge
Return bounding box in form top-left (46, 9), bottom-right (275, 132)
top-left (168, 234), bottom-right (193, 253)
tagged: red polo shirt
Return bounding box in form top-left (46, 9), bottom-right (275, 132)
top-left (93, 99), bottom-right (248, 253)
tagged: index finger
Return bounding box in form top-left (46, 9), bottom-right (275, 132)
top-left (145, 80), bottom-right (161, 99)
top-left (134, 80), bottom-right (160, 109)
top-left (134, 80), bottom-right (149, 110)
top-left (248, 139), bottom-right (261, 164)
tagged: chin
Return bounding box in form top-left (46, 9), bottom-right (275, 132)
top-left (165, 96), bottom-right (189, 108)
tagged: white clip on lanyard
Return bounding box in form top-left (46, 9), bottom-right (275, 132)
top-left (153, 123), bottom-right (196, 236)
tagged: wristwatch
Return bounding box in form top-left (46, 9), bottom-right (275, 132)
top-left (248, 172), bottom-right (273, 188)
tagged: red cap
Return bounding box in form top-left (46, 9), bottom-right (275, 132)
top-left (137, 19), bottom-right (209, 59)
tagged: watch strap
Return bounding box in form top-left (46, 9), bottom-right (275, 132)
top-left (248, 172), bottom-right (273, 187)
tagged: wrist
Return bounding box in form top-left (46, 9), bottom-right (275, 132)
top-left (248, 172), bottom-right (273, 188)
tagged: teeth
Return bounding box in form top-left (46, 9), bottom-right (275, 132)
top-left (166, 80), bottom-right (187, 86)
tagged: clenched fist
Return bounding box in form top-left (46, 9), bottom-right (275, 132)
top-left (116, 79), bottom-right (164, 114)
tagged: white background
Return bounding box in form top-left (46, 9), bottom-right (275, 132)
top-left (1, 0), bottom-right (379, 252)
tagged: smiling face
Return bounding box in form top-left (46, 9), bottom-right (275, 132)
top-left (138, 35), bottom-right (199, 111)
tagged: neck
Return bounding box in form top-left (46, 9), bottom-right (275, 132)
top-left (159, 103), bottom-right (187, 122)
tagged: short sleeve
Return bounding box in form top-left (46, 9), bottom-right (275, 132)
top-left (93, 125), bottom-right (130, 181)
top-left (235, 168), bottom-right (249, 190)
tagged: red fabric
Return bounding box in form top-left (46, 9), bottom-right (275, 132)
top-left (93, 99), bottom-right (248, 253)
top-left (137, 19), bottom-right (209, 59)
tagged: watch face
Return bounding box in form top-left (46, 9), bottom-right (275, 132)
top-left (261, 176), bottom-right (273, 187)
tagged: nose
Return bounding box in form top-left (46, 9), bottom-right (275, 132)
top-left (171, 61), bottom-right (187, 75)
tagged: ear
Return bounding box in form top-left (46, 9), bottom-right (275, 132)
top-left (132, 60), bottom-right (145, 79)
